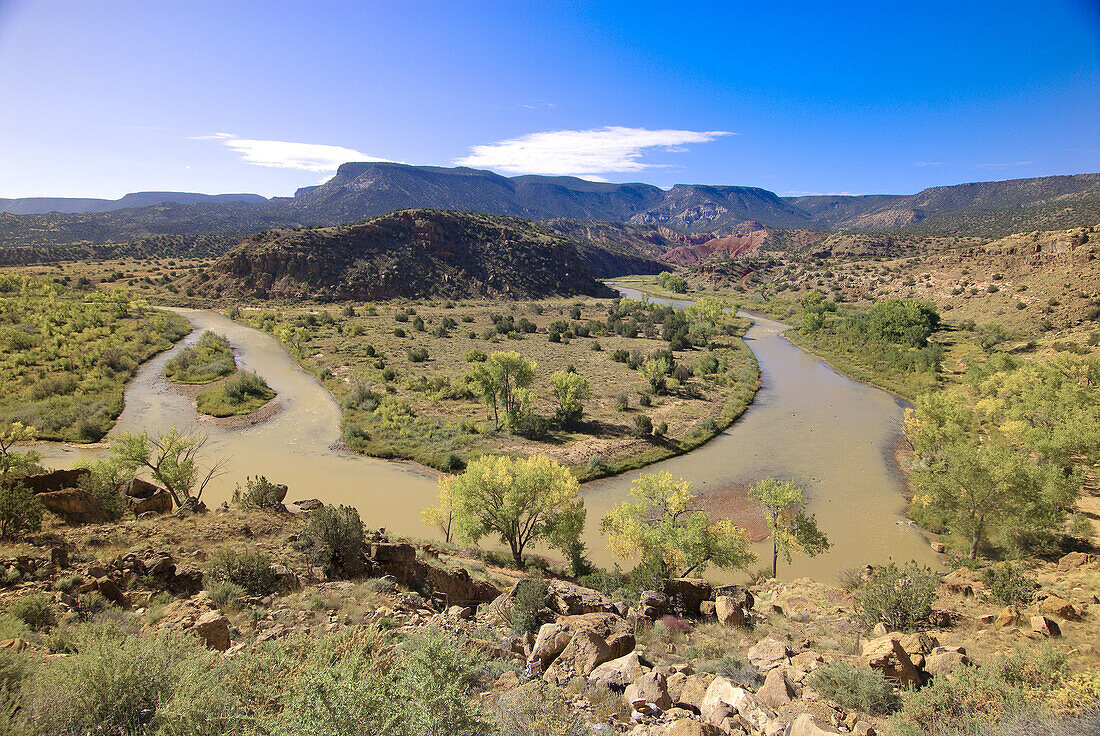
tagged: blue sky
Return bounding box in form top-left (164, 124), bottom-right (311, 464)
top-left (1, 0), bottom-right (1098, 199)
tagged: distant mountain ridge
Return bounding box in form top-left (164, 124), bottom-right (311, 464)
top-left (0, 191), bottom-right (267, 215)
top-left (2, 165), bottom-right (1099, 249)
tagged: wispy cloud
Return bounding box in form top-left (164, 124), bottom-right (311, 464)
top-left (192, 133), bottom-right (389, 172)
top-left (914, 161), bottom-right (945, 167)
top-left (517, 100), bottom-right (555, 109)
top-left (455, 126), bottom-right (732, 177)
top-left (974, 160), bottom-right (1033, 170)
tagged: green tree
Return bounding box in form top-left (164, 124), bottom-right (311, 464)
top-left (640, 357), bottom-right (671, 394)
top-left (0, 481), bottom-right (44, 539)
top-left (466, 351), bottom-right (537, 430)
top-left (799, 290), bottom-right (829, 332)
top-left (421, 477), bottom-right (456, 544)
top-left (0, 423), bottom-right (39, 477)
top-left (549, 370), bottom-right (590, 426)
top-left (601, 470), bottom-right (756, 578)
top-left (442, 454), bottom-right (584, 568)
top-left (109, 428), bottom-right (227, 511)
top-left (748, 478), bottom-right (830, 578)
top-left (905, 387), bottom-right (1081, 558)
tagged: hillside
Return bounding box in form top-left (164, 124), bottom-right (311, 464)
top-left (206, 209), bottom-right (665, 301)
top-left (0, 190), bottom-right (266, 215)
top-left (5, 167), bottom-right (1100, 255)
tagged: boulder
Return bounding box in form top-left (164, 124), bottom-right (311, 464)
top-left (530, 623), bottom-right (572, 669)
top-left (1030, 615), bottom-right (1061, 638)
top-left (546, 579), bottom-right (618, 615)
top-left (756, 666), bottom-right (795, 708)
top-left (714, 596), bottom-right (746, 627)
top-left (125, 477), bottom-right (161, 499)
top-left (713, 584), bottom-right (754, 611)
top-left (91, 577), bottom-right (128, 608)
top-left (193, 610), bottom-right (231, 651)
top-left (676, 672), bottom-right (715, 712)
top-left (698, 600), bottom-right (716, 618)
top-left (995, 605), bottom-right (1020, 627)
top-left (270, 564), bottom-right (299, 592)
top-left (543, 630), bottom-right (613, 685)
top-left (924, 647), bottom-right (969, 677)
top-left (699, 678), bottom-right (773, 732)
top-left (860, 635), bottom-right (923, 688)
top-left (664, 721), bottom-right (722, 736)
top-left (15, 468), bottom-right (90, 495)
top-left (665, 578), bottom-right (712, 615)
top-left (590, 651), bottom-right (649, 690)
top-left (130, 490), bottom-right (173, 515)
top-left (1057, 551), bottom-right (1093, 571)
top-left (292, 498), bottom-right (323, 511)
top-left (746, 637), bottom-right (790, 671)
top-left (36, 489), bottom-right (110, 524)
top-left (1039, 595), bottom-right (1079, 621)
top-left (786, 713), bottom-right (845, 736)
top-left (370, 542), bottom-right (416, 563)
top-left (624, 671), bottom-right (672, 710)
top-left (640, 590), bottom-right (670, 619)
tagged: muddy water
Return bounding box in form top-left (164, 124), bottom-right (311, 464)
top-left (36, 302), bottom-right (936, 580)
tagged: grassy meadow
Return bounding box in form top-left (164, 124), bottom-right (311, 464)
top-left (233, 297), bottom-right (760, 478)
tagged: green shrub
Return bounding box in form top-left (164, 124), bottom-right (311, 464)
top-left (855, 561), bottom-right (938, 632)
top-left (206, 548), bottom-right (279, 596)
top-left (196, 371), bottom-right (275, 417)
top-left (407, 347), bottom-right (429, 362)
top-left (492, 682), bottom-right (589, 736)
top-left (510, 577), bottom-right (549, 635)
top-left (232, 475), bottom-right (285, 510)
top-left (981, 562), bottom-right (1037, 606)
top-left (6, 593), bottom-right (55, 631)
top-left (207, 580), bottom-right (247, 609)
top-left (300, 504), bottom-right (365, 575)
top-left (0, 483), bottom-right (43, 539)
top-left (806, 661), bottom-right (899, 715)
top-left (274, 625), bottom-right (485, 736)
top-left (21, 624), bottom-right (238, 735)
top-left (632, 414), bottom-right (653, 437)
top-left (893, 645), bottom-right (1068, 736)
top-left (163, 331), bottom-right (236, 384)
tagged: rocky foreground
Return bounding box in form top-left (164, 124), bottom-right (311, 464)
top-left (1, 476), bottom-right (1098, 735)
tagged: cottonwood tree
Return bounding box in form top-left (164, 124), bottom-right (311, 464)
top-left (110, 428), bottom-right (227, 512)
top-left (466, 351), bottom-right (537, 430)
top-left (421, 477), bottom-right (456, 544)
top-left (905, 387), bottom-right (1081, 558)
top-left (442, 454), bottom-right (584, 568)
top-left (601, 470), bottom-right (756, 579)
top-left (0, 422), bottom-right (39, 477)
top-left (748, 478), bottom-right (830, 578)
top-left (550, 370), bottom-right (589, 426)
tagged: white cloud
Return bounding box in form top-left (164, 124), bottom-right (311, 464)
top-left (914, 161), bottom-right (945, 167)
top-left (974, 160), bottom-right (1033, 170)
top-left (192, 133), bottom-right (388, 172)
top-left (455, 126), bottom-right (732, 177)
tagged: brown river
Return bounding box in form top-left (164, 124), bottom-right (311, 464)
top-left (35, 296), bottom-right (937, 581)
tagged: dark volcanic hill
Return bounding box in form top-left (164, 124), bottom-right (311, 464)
top-left (206, 209), bottom-right (665, 301)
